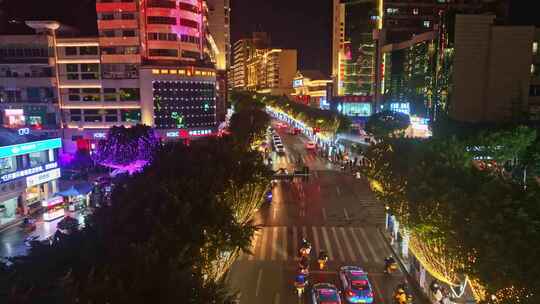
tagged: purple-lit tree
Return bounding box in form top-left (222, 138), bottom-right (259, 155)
top-left (93, 124), bottom-right (160, 169)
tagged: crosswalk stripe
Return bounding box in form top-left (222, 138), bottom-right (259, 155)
top-left (281, 226), bottom-right (288, 261)
top-left (271, 227), bottom-right (278, 260)
top-left (349, 227), bottom-right (369, 262)
top-left (359, 228), bottom-right (380, 263)
top-left (321, 227), bottom-right (334, 260)
top-left (311, 226), bottom-right (321, 256)
top-left (331, 227), bottom-right (346, 261)
top-left (259, 227), bottom-right (269, 260)
top-left (339, 227), bottom-right (357, 262)
top-left (292, 226), bottom-right (298, 259)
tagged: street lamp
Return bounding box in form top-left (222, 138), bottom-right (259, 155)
top-left (25, 21), bottom-right (64, 133)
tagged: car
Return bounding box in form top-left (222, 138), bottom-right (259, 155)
top-left (311, 283), bottom-right (342, 304)
top-left (339, 266), bottom-right (374, 303)
top-left (275, 144), bottom-right (285, 154)
top-left (305, 141), bottom-right (316, 150)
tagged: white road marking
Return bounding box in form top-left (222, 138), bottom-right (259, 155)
top-left (336, 186), bottom-right (341, 196)
top-left (331, 227), bottom-right (346, 261)
top-left (339, 227), bottom-right (357, 261)
top-left (359, 228), bottom-right (380, 263)
top-left (273, 208), bottom-right (278, 220)
top-left (281, 226), bottom-right (288, 261)
top-left (259, 227), bottom-right (269, 260)
top-left (343, 208), bottom-right (350, 221)
top-left (321, 227), bottom-right (334, 260)
top-left (247, 230), bottom-right (261, 261)
top-left (255, 269), bottom-right (263, 297)
top-left (274, 293), bottom-right (280, 304)
top-left (349, 227), bottom-right (369, 262)
top-left (292, 226), bottom-right (298, 258)
top-left (271, 227), bottom-right (278, 260)
top-left (322, 208), bottom-right (327, 221)
top-left (311, 226), bottom-right (321, 256)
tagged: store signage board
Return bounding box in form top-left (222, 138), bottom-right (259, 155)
top-left (26, 168), bottom-right (61, 188)
top-left (0, 138), bottom-right (62, 159)
top-left (42, 196), bottom-right (64, 207)
top-left (0, 162), bottom-right (58, 185)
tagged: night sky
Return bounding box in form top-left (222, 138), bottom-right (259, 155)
top-left (0, 0), bottom-right (537, 77)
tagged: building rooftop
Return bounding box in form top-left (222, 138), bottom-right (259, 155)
top-left (298, 70), bottom-right (328, 81)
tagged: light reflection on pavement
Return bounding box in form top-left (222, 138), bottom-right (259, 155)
top-left (0, 211), bottom-right (85, 258)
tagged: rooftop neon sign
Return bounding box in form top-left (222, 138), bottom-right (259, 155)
top-left (0, 138), bottom-right (62, 159)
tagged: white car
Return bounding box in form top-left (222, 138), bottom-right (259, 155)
top-left (275, 144), bottom-right (285, 154)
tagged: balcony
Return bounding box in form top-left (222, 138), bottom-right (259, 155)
top-left (96, 2), bottom-right (137, 13)
top-left (99, 36), bottom-right (140, 47)
top-left (97, 19), bottom-right (138, 30)
top-left (59, 78), bottom-right (102, 89)
top-left (101, 54), bottom-right (141, 64)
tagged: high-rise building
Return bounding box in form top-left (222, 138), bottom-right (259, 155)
top-left (379, 0), bottom-right (509, 44)
top-left (0, 34), bottom-right (59, 133)
top-left (36, 0), bottom-right (218, 152)
top-left (381, 14), bottom-right (540, 123)
top-left (231, 33), bottom-right (297, 95)
top-left (332, 0), bottom-right (377, 97)
top-left (206, 0), bottom-right (230, 122)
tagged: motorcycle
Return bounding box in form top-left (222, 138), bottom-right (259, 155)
top-left (21, 218), bottom-right (36, 233)
top-left (384, 257), bottom-right (398, 274)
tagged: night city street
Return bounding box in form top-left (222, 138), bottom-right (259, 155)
top-left (227, 122), bottom-right (416, 304)
top-left (0, 0), bottom-right (539, 303)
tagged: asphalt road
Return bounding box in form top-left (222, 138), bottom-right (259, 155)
top-left (0, 211), bottom-right (85, 259)
top-left (227, 122), bottom-right (415, 304)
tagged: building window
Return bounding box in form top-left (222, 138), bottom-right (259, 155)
top-left (149, 49), bottom-right (178, 57)
top-left (65, 47), bottom-right (77, 56)
top-left (70, 109), bottom-right (82, 122)
top-left (0, 157), bottom-right (16, 175)
top-left (119, 88), bottom-right (140, 101)
top-left (180, 35), bottom-right (200, 44)
top-left (121, 13), bottom-right (135, 20)
top-left (423, 20), bottom-right (431, 28)
top-left (101, 30), bottom-right (115, 37)
top-left (123, 30), bottom-right (136, 37)
top-left (120, 109), bottom-right (141, 122)
top-left (100, 13), bottom-right (114, 20)
top-left (83, 109), bottom-right (102, 122)
top-left (180, 18), bottom-right (199, 29)
top-left (103, 88), bottom-right (117, 101)
top-left (181, 50), bottom-right (200, 59)
top-left (179, 2), bottom-right (199, 13)
top-left (533, 42), bottom-right (538, 55)
top-left (148, 0), bottom-right (176, 8)
top-left (80, 47), bottom-right (98, 55)
top-left (386, 8), bottom-right (399, 14)
top-left (147, 16), bottom-right (177, 25)
top-left (81, 88), bottom-right (100, 101)
top-left (148, 33), bottom-right (177, 41)
top-left (68, 88), bottom-right (81, 101)
top-left (412, 8), bottom-right (419, 15)
top-left (105, 110), bottom-right (118, 122)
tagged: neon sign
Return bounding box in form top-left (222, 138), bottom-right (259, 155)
top-left (93, 132), bottom-right (106, 139)
top-left (0, 138), bottom-right (62, 159)
top-left (18, 128), bottom-right (30, 136)
top-left (0, 162), bottom-right (58, 184)
top-left (293, 79), bottom-right (303, 88)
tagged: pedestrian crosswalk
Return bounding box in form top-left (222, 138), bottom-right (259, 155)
top-left (273, 154), bottom-right (325, 166)
top-left (237, 226), bottom-right (391, 264)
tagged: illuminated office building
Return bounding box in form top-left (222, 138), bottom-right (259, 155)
top-left (231, 33), bottom-right (297, 95)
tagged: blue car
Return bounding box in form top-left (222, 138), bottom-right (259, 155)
top-left (311, 283), bottom-right (342, 304)
top-left (339, 266), bottom-right (374, 303)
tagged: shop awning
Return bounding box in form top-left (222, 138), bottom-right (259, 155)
top-left (55, 183), bottom-right (93, 197)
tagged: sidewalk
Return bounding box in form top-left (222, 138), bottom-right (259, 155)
top-left (379, 228), bottom-right (432, 304)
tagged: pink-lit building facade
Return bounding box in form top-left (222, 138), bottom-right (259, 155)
top-left (55, 0), bottom-right (220, 152)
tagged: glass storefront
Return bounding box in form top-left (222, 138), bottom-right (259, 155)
top-left (0, 197), bottom-right (19, 225)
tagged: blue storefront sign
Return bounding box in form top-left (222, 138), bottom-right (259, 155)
top-left (0, 162), bottom-right (58, 185)
top-left (0, 138), bottom-right (62, 159)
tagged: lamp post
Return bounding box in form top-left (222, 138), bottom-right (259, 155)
top-left (25, 21), bottom-right (64, 135)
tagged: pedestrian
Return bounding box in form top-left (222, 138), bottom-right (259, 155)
top-left (353, 157), bottom-right (358, 166)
